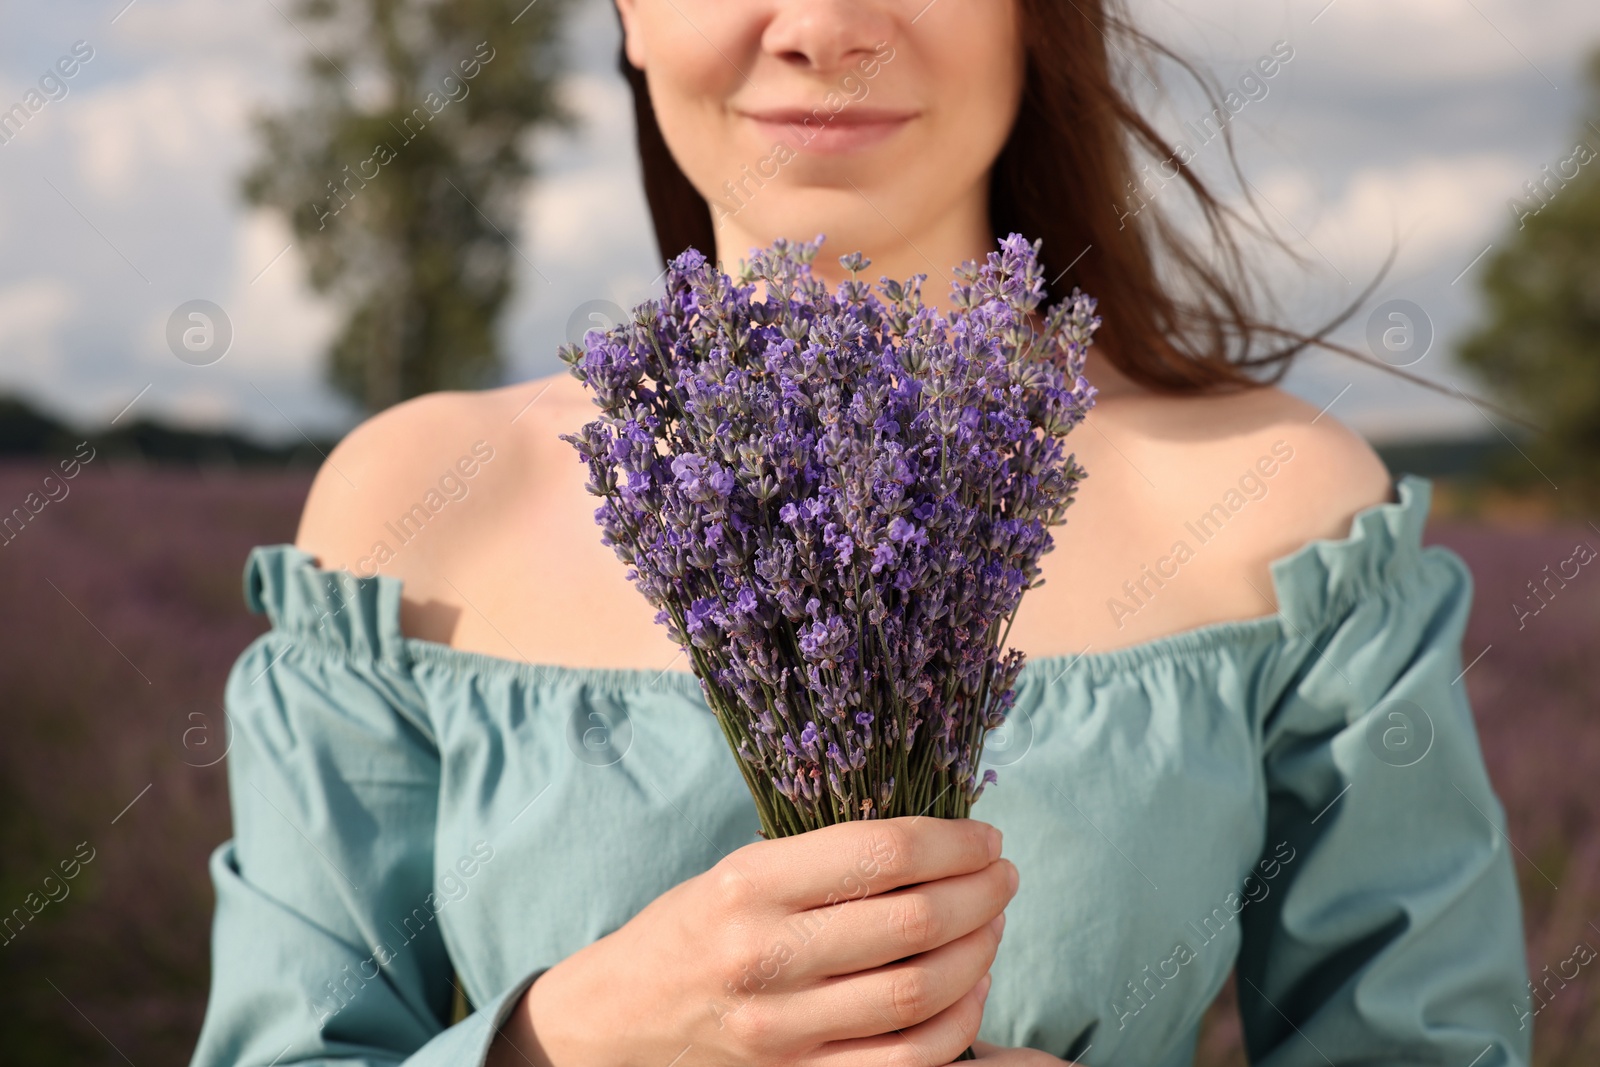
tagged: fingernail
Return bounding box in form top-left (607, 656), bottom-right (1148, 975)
top-left (1006, 861), bottom-right (1019, 893)
top-left (978, 973), bottom-right (993, 1000)
top-left (989, 912), bottom-right (1007, 938)
top-left (987, 826), bottom-right (1002, 861)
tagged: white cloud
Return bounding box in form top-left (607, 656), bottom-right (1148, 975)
top-left (529, 167), bottom-right (647, 269)
top-left (1254, 153), bottom-right (1527, 277)
top-left (1299, 0), bottom-right (1591, 78)
top-left (1135, 0), bottom-right (1600, 85)
top-left (0, 278), bottom-right (75, 379)
top-left (553, 71), bottom-right (633, 132)
top-left (161, 382), bottom-right (239, 427)
top-left (223, 210), bottom-right (338, 382)
top-left (106, 0), bottom-right (290, 66)
top-left (62, 66), bottom-right (250, 201)
top-left (525, 72), bottom-right (650, 273)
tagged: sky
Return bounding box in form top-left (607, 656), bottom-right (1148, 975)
top-left (0, 0), bottom-right (1597, 446)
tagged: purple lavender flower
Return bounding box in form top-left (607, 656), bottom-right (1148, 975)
top-left (561, 233), bottom-right (1098, 834)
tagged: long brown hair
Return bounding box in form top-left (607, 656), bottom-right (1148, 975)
top-left (614, 0), bottom-right (1422, 397)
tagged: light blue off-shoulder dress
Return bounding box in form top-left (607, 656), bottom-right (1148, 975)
top-left (188, 473), bottom-right (1531, 1067)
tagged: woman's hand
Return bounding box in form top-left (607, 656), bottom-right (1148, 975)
top-left (486, 816), bottom-right (1017, 1067)
top-left (970, 1040), bottom-right (1076, 1065)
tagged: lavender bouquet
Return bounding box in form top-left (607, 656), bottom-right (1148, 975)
top-left (561, 233), bottom-right (1097, 839)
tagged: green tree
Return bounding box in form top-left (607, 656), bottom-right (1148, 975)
top-left (243, 0), bottom-right (572, 414)
top-left (1459, 50), bottom-right (1600, 503)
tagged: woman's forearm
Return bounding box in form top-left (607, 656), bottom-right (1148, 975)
top-left (484, 982), bottom-right (554, 1067)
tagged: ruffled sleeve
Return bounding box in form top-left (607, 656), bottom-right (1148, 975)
top-left (189, 545), bottom-right (541, 1067)
top-left (1236, 475), bottom-right (1531, 1065)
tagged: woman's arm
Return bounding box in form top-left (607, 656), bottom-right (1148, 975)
top-left (190, 545), bottom-right (533, 1065)
top-left (194, 400), bottom-right (566, 1065)
top-left (1236, 489), bottom-right (1530, 1065)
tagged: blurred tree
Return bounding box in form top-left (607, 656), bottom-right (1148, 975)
top-left (1459, 50), bottom-right (1600, 503)
top-left (242, 0), bottom-right (572, 413)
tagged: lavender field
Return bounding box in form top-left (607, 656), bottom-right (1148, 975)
top-left (1, 460), bottom-right (1595, 1065)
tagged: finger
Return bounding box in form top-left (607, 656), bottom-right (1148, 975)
top-left (786, 859), bottom-right (1016, 978)
top-left (791, 911), bottom-right (1001, 1043)
top-left (731, 817), bottom-right (1002, 912)
top-left (806, 970), bottom-right (991, 1067)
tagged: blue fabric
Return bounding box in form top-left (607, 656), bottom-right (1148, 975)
top-left (189, 473), bottom-right (1531, 1066)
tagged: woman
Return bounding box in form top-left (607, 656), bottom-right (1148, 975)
top-left (190, 1), bottom-right (1531, 1065)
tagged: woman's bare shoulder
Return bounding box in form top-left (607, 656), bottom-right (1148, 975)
top-left (1015, 382), bottom-right (1399, 651)
top-left (293, 373), bottom-right (582, 577)
top-left (1096, 383), bottom-right (1394, 529)
top-left (291, 371), bottom-right (675, 659)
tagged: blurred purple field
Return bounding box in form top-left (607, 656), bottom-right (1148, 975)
top-left (1, 460), bottom-right (1596, 1065)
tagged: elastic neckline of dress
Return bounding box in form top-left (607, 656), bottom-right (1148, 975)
top-left (403, 637), bottom-right (709, 696)
top-left (261, 473), bottom-right (1432, 690)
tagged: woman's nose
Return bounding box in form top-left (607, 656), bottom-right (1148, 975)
top-left (759, 0), bottom-right (895, 74)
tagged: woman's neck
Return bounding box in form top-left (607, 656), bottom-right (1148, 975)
top-left (708, 201), bottom-right (1143, 401)
top-left (710, 198), bottom-right (996, 317)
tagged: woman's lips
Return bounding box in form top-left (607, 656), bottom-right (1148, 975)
top-left (739, 107), bottom-right (916, 155)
